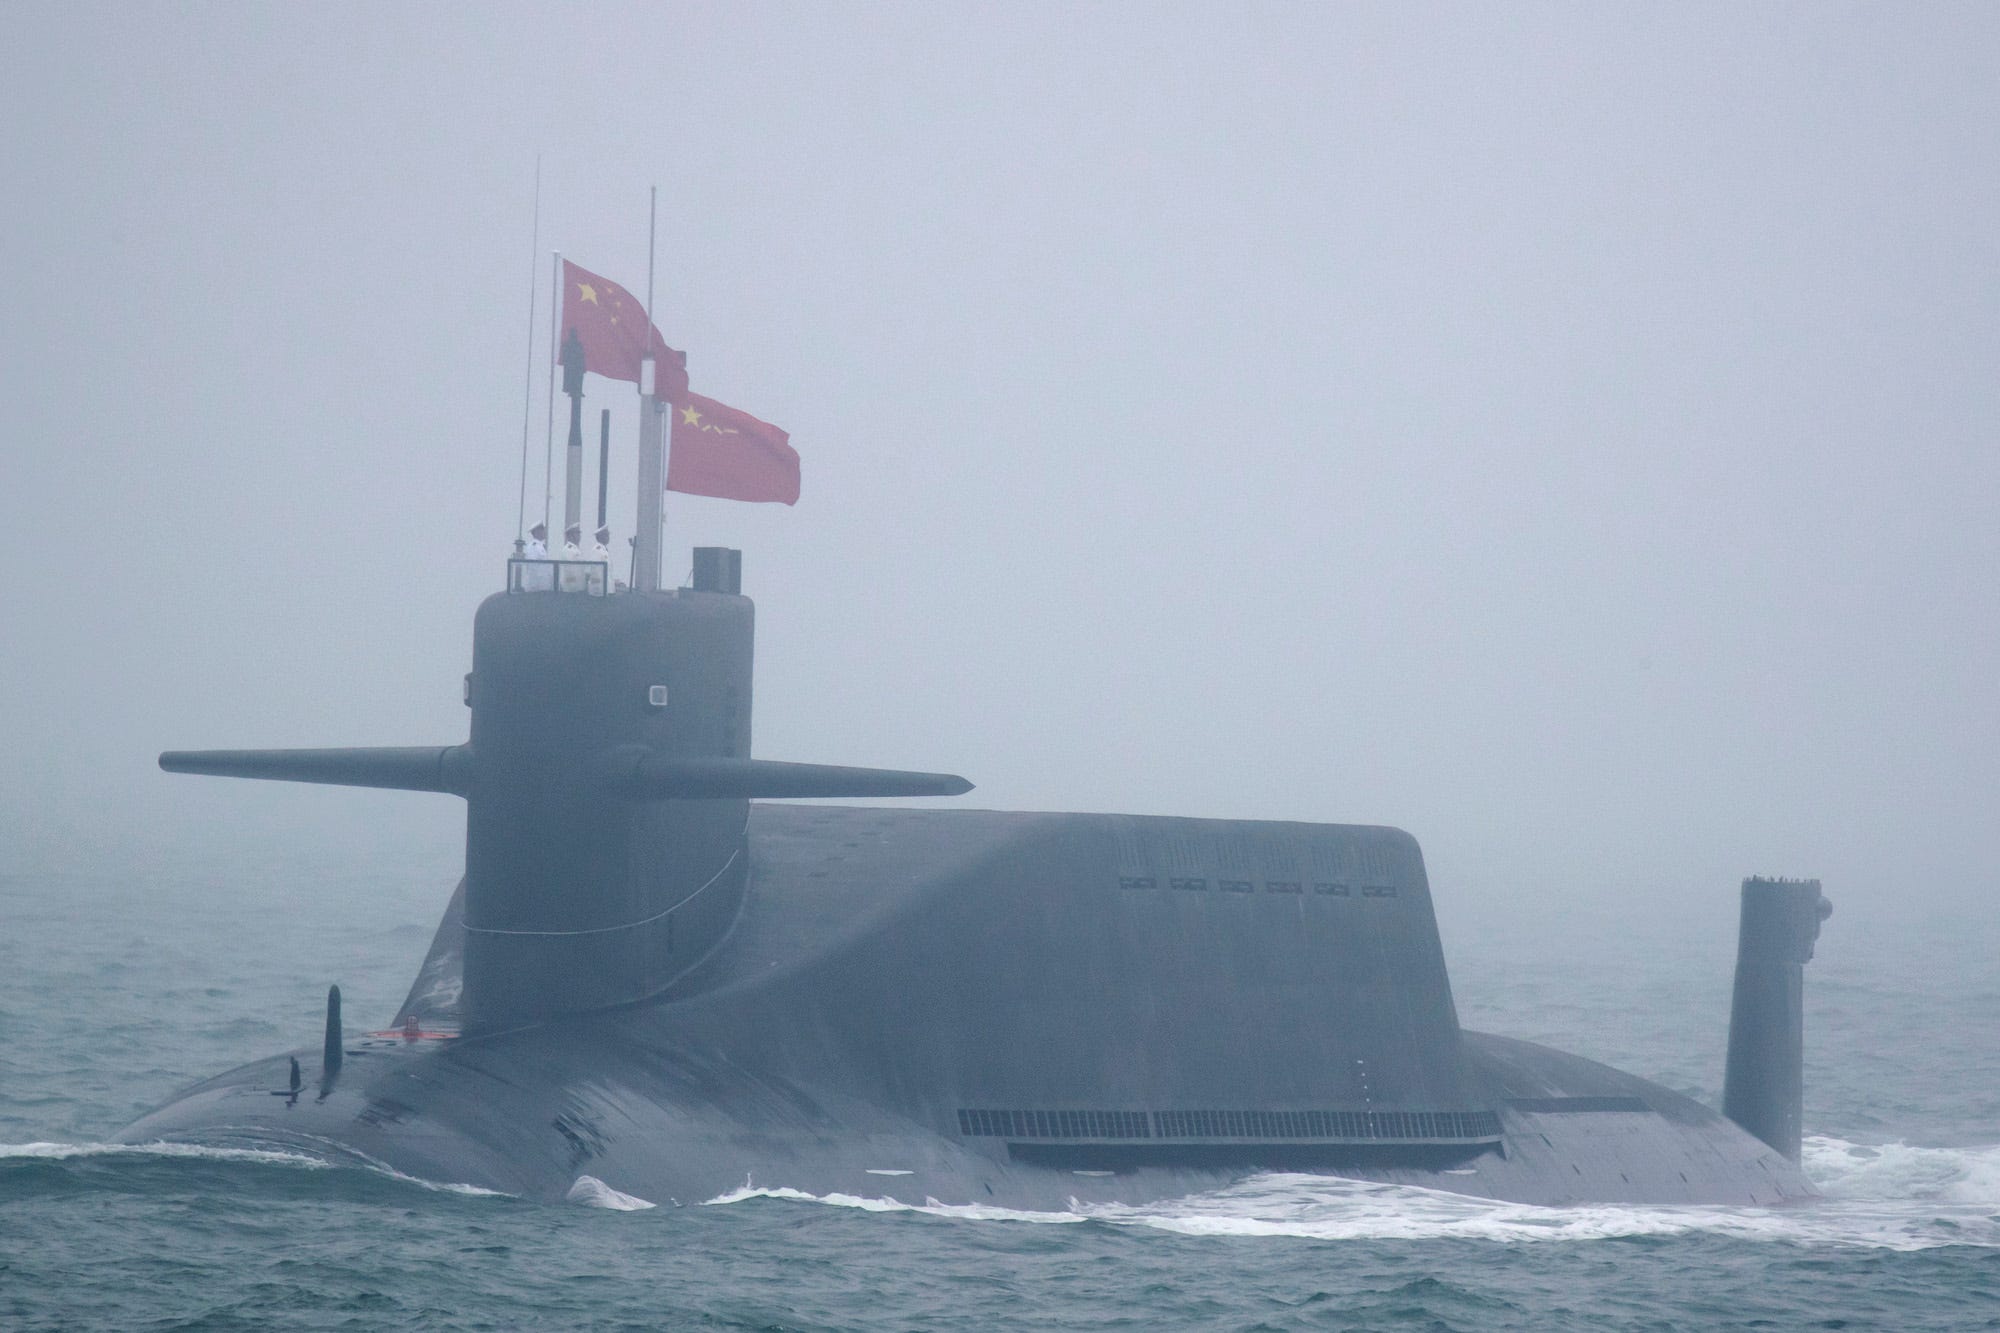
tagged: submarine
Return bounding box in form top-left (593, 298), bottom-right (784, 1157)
top-left (120, 323), bottom-right (1833, 1209)
top-left (121, 538), bottom-right (1834, 1209)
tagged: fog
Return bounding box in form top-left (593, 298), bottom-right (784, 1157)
top-left (4, 3), bottom-right (1995, 942)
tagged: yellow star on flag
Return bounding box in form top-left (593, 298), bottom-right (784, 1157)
top-left (577, 283), bottom-right (599, 304)
top-left (680, 405), bottom-right (703, 426)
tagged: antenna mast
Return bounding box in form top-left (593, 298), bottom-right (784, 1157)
top-left (596, 408), bottom-right (611, 531)
top-left (632, 186), bottom-right (665, 590)
top-left (560, 329), bottom-right (586, 547)
top-left (515, 155), bottom-right (540, 547)
top-left (543, 251), bottom-right (560, 533)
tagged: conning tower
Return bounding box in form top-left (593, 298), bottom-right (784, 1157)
top-left (461, 573), bottom-right (754, 1028)
top-left (160, 548), bottom-right (970, 1033)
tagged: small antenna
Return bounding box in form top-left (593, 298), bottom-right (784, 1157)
top-left (515, 155), bottom-right (541, 546)
top-left (561, 329), bottom-right (586, 543)
top-left (543, 251), bottom-right (560, 533)
top-left (648, 184), bottom-right (661, 565)
top-left (597, 407), bottom-right (611, 530)
top-left (632, 186), bottom-right (665, 591)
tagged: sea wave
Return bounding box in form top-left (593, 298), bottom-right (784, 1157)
top-left (1804, 1135), bottom-right (2000, 1204)
top-left (307, 1139), bottom-right (511, 1198)
top-left (700, 1136), bottom-right (2000, 1250)
top-left (0, 1138), bottom-right (509, 1199)
top-left (566, 1174), bottom-right (656, 1210)
top-left (0, 1140), bottom-right (331, 1169)
top-left (706, 1181), bottom-right (1085, 1223)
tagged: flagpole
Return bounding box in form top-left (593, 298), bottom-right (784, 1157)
top-left (648, 183), bottom-right (662, 578)
top-left (544, 250), bottom-right (560, 533)
top-left (515, 154), bottom-right (541, 547)
top-left (596, 408), bottom-right (611, 531)
top-left (632, 187), bottom-right (664, 591)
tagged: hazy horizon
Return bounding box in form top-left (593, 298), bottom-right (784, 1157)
top-left (4, 3), bottom-right (1995, 939)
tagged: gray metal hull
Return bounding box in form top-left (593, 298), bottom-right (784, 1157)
top-left (120, 805), bottom-right (1813, 1208)
top-left (116, 1027), bottom-right (1812, 1209)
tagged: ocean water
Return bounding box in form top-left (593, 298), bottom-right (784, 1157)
top-left (3, 850), bottom-right (1996, 1331)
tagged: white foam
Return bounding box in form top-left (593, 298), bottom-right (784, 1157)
top-left (696, 1137), bottom-right (2000, 1250)
top-left (704, 1181), bottom-right (1084, 1223)
top-left (566, 1174), bottom-right (656, 1210)
top-left (1080, 1174), bottom-right (1800, 1244)
top-left (0, 1139), bottom-right (509, 1198)
top-left (0, 1140), bottom-right (331, 1169)
top-left (1804, 1135), bottom-right (2000, 1205)
top-left (311, 1141), bottom-right (510, 1198)
top-left (378, 1173), bottom-right (508, 1198)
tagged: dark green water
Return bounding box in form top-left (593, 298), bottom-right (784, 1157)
top-left (4, 857), bottom-right (1996, 1330)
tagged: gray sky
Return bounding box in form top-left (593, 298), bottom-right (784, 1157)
top-left (3, 3), bottom-right (1995, 938)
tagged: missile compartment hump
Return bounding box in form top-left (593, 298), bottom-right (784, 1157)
top-left (662, 806), bottom-right (1493, 1164)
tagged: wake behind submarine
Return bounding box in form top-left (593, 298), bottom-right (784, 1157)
top-left (123, 277), bottom-right (1833, 1210)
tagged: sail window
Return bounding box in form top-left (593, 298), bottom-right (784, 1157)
top-left (506, 557), bottom-right (608, 595)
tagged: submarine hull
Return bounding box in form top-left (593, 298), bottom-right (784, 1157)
top-left (119, 805), bottom-right (1813, 1208)
top-left (115, 1025), bottom-right (1811, 1208)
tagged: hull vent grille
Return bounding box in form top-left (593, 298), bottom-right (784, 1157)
top-left (957, 1107), bottom-right (1501, 1143)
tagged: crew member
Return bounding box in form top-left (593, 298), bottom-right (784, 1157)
top-left (591, 525), bottom-right (614, 566)
top-left (562, 524), bottom-right (582, 559)
top-left (524, 523), bottom-right (548, 559)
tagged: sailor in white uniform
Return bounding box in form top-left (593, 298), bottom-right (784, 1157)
top-left (594, 527), bottom-right (624, 591)
top-left (562, 524), bottom-right (582, 560)
top-left (524, 523), bottom-right (548, 559)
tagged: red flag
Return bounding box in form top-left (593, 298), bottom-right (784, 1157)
top-left (558, 259), bottom-right (690, 399)
top-left (667, 392), bottom-right (800, 505)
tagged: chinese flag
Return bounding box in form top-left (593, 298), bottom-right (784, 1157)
top-left (559, 259), bottom-right (690, 400)
top-left (667, 392), bottom-right (801, 505)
